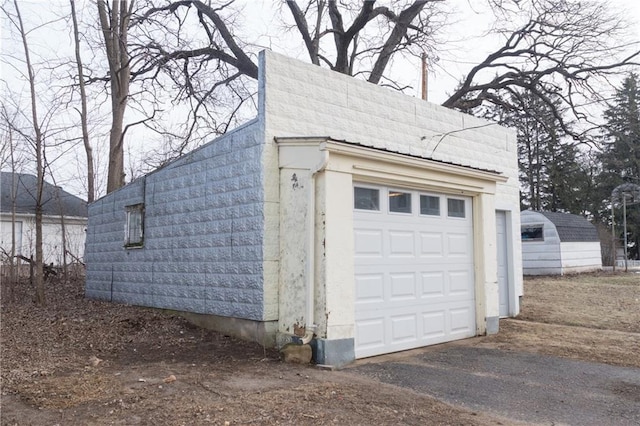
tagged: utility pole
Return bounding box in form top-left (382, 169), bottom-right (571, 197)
top-left (421, 53), bottom-right (428, 101)
top-left (611, 199), bottom-right (616, 272)
top-left (623, 193), bottom-right (628, 272)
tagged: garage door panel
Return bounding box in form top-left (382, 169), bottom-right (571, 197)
top-left (450, 307), bottom-right (475, 334)
top-left (354, 229), bottom-right (383, 258)
top-left (447, 233), bottom-right (472, 256)
top-left (422, 311), bottom-right (447, 338)
top-left (388, 231), bottom-right (415, 257)
top-left (419, 232), bottom-right (444, 257)
top-left (421, 272), bottom-right (445, 297)
top-left (389, 272), bottom-right (417, 300)
top-left (356, 318), bottom-right (385, 350)
top-left (390, 314), bottom-right (418, 343)
top-left (355, 273), bottom-right (385, 304)
top-left (354, 185), bottom-right (475, 359)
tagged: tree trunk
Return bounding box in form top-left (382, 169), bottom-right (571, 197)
top-left (13, 0), bottom-right (45, 305)
top-left (70, 0), bottom-right (95, 203)
top-left (51, 174), bottom-right (69, 284)
top-left (98, 0), bottom-right (132, 193)
top-left (9, 129), bottom-right (17, 302)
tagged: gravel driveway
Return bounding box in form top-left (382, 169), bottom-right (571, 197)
top-left (350, 345), bottom-right (640, 426)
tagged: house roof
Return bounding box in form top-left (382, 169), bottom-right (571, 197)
top-left (538, 211), bottom-right (599, 242)
top-left (1, 172), bottom-right (87, 218)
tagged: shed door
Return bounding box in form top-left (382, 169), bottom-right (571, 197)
top-left (496, 211), bottom-right (510, 317)
top-left (353, 184), bottom-right (476, 359)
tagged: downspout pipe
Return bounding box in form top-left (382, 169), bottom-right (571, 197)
top-left (301, 148), bottom-right (329, 344)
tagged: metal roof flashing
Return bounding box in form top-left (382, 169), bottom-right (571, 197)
top-left (274, 136), bottom-right (505, 182)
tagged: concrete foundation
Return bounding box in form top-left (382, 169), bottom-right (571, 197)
top-left (177, 311), bottom-right (278, 348)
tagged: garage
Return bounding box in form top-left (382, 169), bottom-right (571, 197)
top-left (86, 51), bottom-right (523, 368)
top-left (353, 184), bottom-right (476, 358)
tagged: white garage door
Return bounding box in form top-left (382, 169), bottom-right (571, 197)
top-left (354, 184), bottom-right (476, 358)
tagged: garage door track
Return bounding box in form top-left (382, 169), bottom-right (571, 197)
top-left (350, 345), bottom-right (640, 425)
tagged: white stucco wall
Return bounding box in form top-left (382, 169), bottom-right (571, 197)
top-left (259, 51), bottom-right (522, 340)
top-left (1, 214), bottom-right (86, 265)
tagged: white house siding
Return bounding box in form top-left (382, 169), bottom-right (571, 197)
top-left (258, 51), bottom-right (522, 343)
top-left (1, 214), bottom-right (86, 265)
top-left (84, 120), bottom-right (273, 320)
top-left (520, 212), bottom-right (562, 275)
top-left (560, 242), bottom-right (602, 273)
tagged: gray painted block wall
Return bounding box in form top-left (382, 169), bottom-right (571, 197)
top-left (85, 120), bottom-right (267, 321)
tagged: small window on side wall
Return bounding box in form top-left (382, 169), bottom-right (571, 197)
top-left (521, 225), bottom-right (544, 242)
top-left (125, 204), bottom-right (144, 248)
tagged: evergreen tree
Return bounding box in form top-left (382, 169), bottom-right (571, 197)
top-left (485, 91), bottom-right (589, 213)
top-left (598, 73), bottom-right (640, 259)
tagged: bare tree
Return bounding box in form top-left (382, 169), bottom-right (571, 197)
top-left (137, 1), bottom-right (444, 86)
top-left (442, 0), bottom-right (640, 141)
top-left (287, 0), bottom-right (442, 84)
top-left (131, 0), bottom-right (637, 147)
top-left (70, 0), bottom-right (96, 203)
top-left (92, 0), bottom-right (440, 164)
top-left (0, 107), bottom-right (19, 301)
top-left (97, 0), bottom-right (134, 194)
top-left (2, 0), bottom-right (47, 305)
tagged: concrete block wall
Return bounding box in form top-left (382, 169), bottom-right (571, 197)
top-left (259, 50), bottom-right (519, 208)
top-left (85, 120), bottom-right (270, 320)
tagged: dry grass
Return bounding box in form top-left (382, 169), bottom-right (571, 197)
top-left (517, 272), bottom-right (640, 333)
top-left (480, 319), bottom-right (640, 368)
top-left (476, 271), bottom-right (640, 368)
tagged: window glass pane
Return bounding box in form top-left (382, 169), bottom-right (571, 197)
top-left (128, 211), bottom-right (141, 241)
top-left (420, 195), bottom-right (440, 216)
top-left (447, 198), bottom-right (465, 218)
top-left (521, 225), bottom-right (544, 241)
top-left (389, 191), bottom-right (411, 213)
top-left (125, 205), bottom-right (144, 246)
top-left (354, 187), bottom-right (379, 211)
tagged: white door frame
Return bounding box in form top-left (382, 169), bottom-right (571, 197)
top-left (496, 210), bottom-right (515, 317)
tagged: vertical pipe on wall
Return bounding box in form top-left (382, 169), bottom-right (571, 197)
top-left (301, 149), bottom-right (329, 344)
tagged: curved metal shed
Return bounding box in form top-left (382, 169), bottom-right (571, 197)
top-left (520, 211), bottom-right (602, 275)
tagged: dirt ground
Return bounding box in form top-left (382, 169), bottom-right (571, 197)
top-left (1, 271), bottom-right (639, 425)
